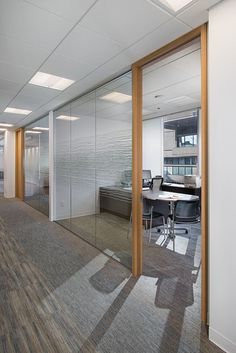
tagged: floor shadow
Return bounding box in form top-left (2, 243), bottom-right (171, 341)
top-left (79, 276), bottom-right (138, 353)
top-left (89, 258), bottom-right (130, 294)
top-left (144, 225), bottom-right (201, 353)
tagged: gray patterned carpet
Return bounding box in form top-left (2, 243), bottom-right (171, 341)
top-left (0, 197), bottom-right (224, 353)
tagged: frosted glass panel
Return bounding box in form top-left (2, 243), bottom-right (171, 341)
top-left (54, 104), bottom-right (71, 228)
top-left (70, 93), bottom-right (96, 244)
top-left (24, 115), bottom-right (49, 215)
top-left (95, 73), bottom-right (132, 267)
top-left (54, 72), bottom-right (132, 269)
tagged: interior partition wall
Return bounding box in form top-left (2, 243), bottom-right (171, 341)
top-left (24, 115), bottom-right (49, 216)
top-left (0, 132), bottom-right (4, 194)
top-left (54, 72), bottom-right (132, 269)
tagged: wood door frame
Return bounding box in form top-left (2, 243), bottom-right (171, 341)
top-left (15, 128), bottom-right (25, 200)
top-left (132, 24), bottom-right (208, 323)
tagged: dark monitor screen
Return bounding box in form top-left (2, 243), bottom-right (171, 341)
top-left (142, 170), bottom-right (152, 180)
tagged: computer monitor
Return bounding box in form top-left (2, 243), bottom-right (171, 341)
top-left (142, 170), bottom-right (152, 187)
top-left (142, 170), bottom-right (152, 180)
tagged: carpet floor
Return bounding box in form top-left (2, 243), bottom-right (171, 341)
top-left (0, 197), bottom-right (224, 353)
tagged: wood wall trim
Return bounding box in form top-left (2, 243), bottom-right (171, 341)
top-left (132, 65), bottom-right (143, 276)
top-left (200, 23), bottom-right (208, 324)
top-left (15, 128), bottom-right (24, 200)
top-left (131, 25), bottom-right (208, 323)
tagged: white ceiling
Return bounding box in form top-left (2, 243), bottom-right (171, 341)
top-left (0, 0), bottom-right (222, 128)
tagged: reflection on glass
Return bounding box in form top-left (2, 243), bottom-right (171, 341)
top-left (0, 133), bottom-right (4, 194)
top-left (54, 72), bottom-right (132, 269)
top-left (24, 116), bottom-right (49, 215)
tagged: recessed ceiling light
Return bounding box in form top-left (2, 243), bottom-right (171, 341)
top-left (56, 115), bottom-right (79, 121)
top-left (29, 72), bottom-right (75, 91)
top-left (152, 0), bottom-right (194, 13)
top-left (100, 92), bottom-right (132, 104)
top-left (0, 123), bottom-right (13, 127)
top-left (32, 127), bottom-right (49, 131)
top-left (4, 107), bottom-right (32, 115)
top-left (25, 130), bottom-right (42, 134)
top-left (0, 128), bottom-right (6, 131)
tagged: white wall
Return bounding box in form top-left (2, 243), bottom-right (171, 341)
top-left (4, 131), bottom-right (15, 198)
top-left (143, 117), bottom-right (163, 177)
top-left (208, 1), bottom-right (236, 352)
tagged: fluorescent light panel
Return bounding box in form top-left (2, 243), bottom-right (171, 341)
top-left (100, 92), bottom-right (132, 104)
top-left (0, 123), bottom-right (13, 127)
top-left (157, 0), bottom-right (194, 12)
top-left (25, 130), bottom-right (42, 134)
top-left (4, 107), bottom-right (32, 115)
top-left (0, 128), bottom-right (6, 131)
top-left (56, 115), bottom-right (79, 121)
top-left (29, 72), bottom-right (75, 91)
top-left (33, 127), bottom-right (49, 131)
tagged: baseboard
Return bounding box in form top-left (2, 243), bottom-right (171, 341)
top-left (209, 327), bottom-right (236, 353)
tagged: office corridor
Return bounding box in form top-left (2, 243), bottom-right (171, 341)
top-left (0, 197), bottom-right (224, 353)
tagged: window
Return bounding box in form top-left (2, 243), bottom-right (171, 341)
top-left (163, 113), bottom-right (199, 182)
top-left (177, 134), bottom-right (198, 147)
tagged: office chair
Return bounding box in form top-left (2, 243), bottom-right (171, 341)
top-left (171, 199), bottom-right (200, 235)
top-left (127, 198), bottom-right (166, 242)
top-left (144, 198), bottom-right (168, 243)
top-left (151, 176), bottom-right (163, 192)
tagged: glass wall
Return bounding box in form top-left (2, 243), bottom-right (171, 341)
top-left (0, 132), bottom-right (4, 195)
top-left (24, 115), bottom-right (49, 215)
top-left (54, 73), bottom-right (132, 268)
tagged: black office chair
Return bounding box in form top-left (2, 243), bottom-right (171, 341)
top-left (144, 198), bottom-right (169, 243)
top-left (172, 199), bottom-right (200, 234)
top-left (151, 176), bottom-right (163, 192)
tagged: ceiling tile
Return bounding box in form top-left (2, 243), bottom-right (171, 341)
top-left (22, 0), bottom-right (97, 23)
top-left (19, 84), bottom-right (60, 101)
top-left (80, 0), bottom-right (171, 48)
top-left (0, 61), bottom-right (34, 84)
top-left (0, 34), bottom-right (50, 70)
top-left (0, 0), bottom-right (73, 51)
top-left (54, 25), bottom-right (123, 68)
top-left (0, 78), bottom-right (22, 94)
top-left (0, 112), bottom-right (28, 124)
top-left (40, 53), bottom-right (94, 82)
top-left (8, 93), bottom-right (46, 111)
top-left (125, 18), bottom-right (191, 62)
top-left (177, 0), bottom-right (222, 27)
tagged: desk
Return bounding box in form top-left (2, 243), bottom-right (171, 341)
top-left (162, 183), bottom-right (201, 201)
top-left (143, 190), bottom-right (199, 238)
top-left (99, 186), bottom-right (132, 219)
